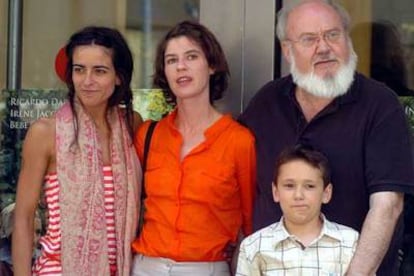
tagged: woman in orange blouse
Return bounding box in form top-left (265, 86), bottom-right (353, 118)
top-left (131, 20), bottom-right (256, 275)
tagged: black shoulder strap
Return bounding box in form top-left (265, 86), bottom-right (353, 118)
top-left (142, 120), bottom-right (157, 200)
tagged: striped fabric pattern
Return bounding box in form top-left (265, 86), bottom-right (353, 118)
top-left (33, 166), bottom-right (117, 276)
top-left (103, 166), bottom-right (117, 274)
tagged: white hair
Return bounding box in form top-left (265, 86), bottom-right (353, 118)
top-left (290, 43), bottom-right (358, 98)
top-left (276, 0), bottom-right (351, 41)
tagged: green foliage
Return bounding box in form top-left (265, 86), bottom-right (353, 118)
top-left (132, 89), bottom-right (173, 121)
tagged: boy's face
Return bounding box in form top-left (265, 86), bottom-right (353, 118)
top-left (273, 159), bottom-right (332, 229)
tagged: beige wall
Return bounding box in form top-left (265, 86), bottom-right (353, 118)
top-left (340, 0), bottom-right (373, 76)
top-left (1, 0), bottom-right (197, 91)
top-left (21, 0), bottom-right (123, 90)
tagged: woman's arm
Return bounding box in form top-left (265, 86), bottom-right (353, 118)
top-left (12, 118), bottom-right (54, 276)
top-left (230, 129), bottom-right (256, 274)
top-left (235, 131), bottom-right (256, 236)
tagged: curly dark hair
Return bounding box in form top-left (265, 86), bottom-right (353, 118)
top-left (153, 20), bottom-right (230, 106)
top-left (64, 26), bottom-right (135, 139)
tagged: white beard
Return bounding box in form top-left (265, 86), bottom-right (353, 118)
top-left (290, 46), bottom-right (358, 98)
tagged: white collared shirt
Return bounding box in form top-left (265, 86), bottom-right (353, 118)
top-left (236, 215), bottom-right (359, 276)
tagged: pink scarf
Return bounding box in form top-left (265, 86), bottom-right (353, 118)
top-left (56, 101), bottom-right (141, 275)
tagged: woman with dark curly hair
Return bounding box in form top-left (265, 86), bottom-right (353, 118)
top-left (12, 26), bottom-right (142, 276)
top-left (131, 20), bottom-right (256, 275)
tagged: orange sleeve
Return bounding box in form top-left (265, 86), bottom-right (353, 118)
top-left (235, 128), bottom-right (256, 236)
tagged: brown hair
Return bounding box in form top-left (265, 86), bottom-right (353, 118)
top-left (153, 20), bottom-right (230, 106)
top-left (274, 144), bottom-right (331, 187)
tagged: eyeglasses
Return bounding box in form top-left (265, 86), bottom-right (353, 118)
top-left (286, 29), bottom-right (343, 48)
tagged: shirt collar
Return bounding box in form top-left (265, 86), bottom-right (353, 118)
top-left (318, 214), bottom-right (345, 241)
top-left (271, 216), bottom-right (291, 246)
top-left (165, 108), bottom-right (234, 146)
top-left (272, 214), bottom-right (343, 249)
top-left (166, 107), bottom-right (178, 128)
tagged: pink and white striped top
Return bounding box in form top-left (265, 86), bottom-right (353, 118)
top-left (33, 166), bottom-right (117, 276)
top-left (103, 166), bottom-right (117, 275)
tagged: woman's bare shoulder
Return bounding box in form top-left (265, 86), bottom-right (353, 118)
top-left (29, 116), bottom-right (55, 134)
top-left (25, 116), bottom-right (56, 145)
top-left (20, 116), bottom-right (56, 173)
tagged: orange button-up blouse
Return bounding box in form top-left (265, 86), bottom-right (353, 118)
top-left (132, 110), bottom-right (256, 261)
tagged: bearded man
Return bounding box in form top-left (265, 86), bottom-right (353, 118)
top-left (238, 1), bottom-right (414, 275)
